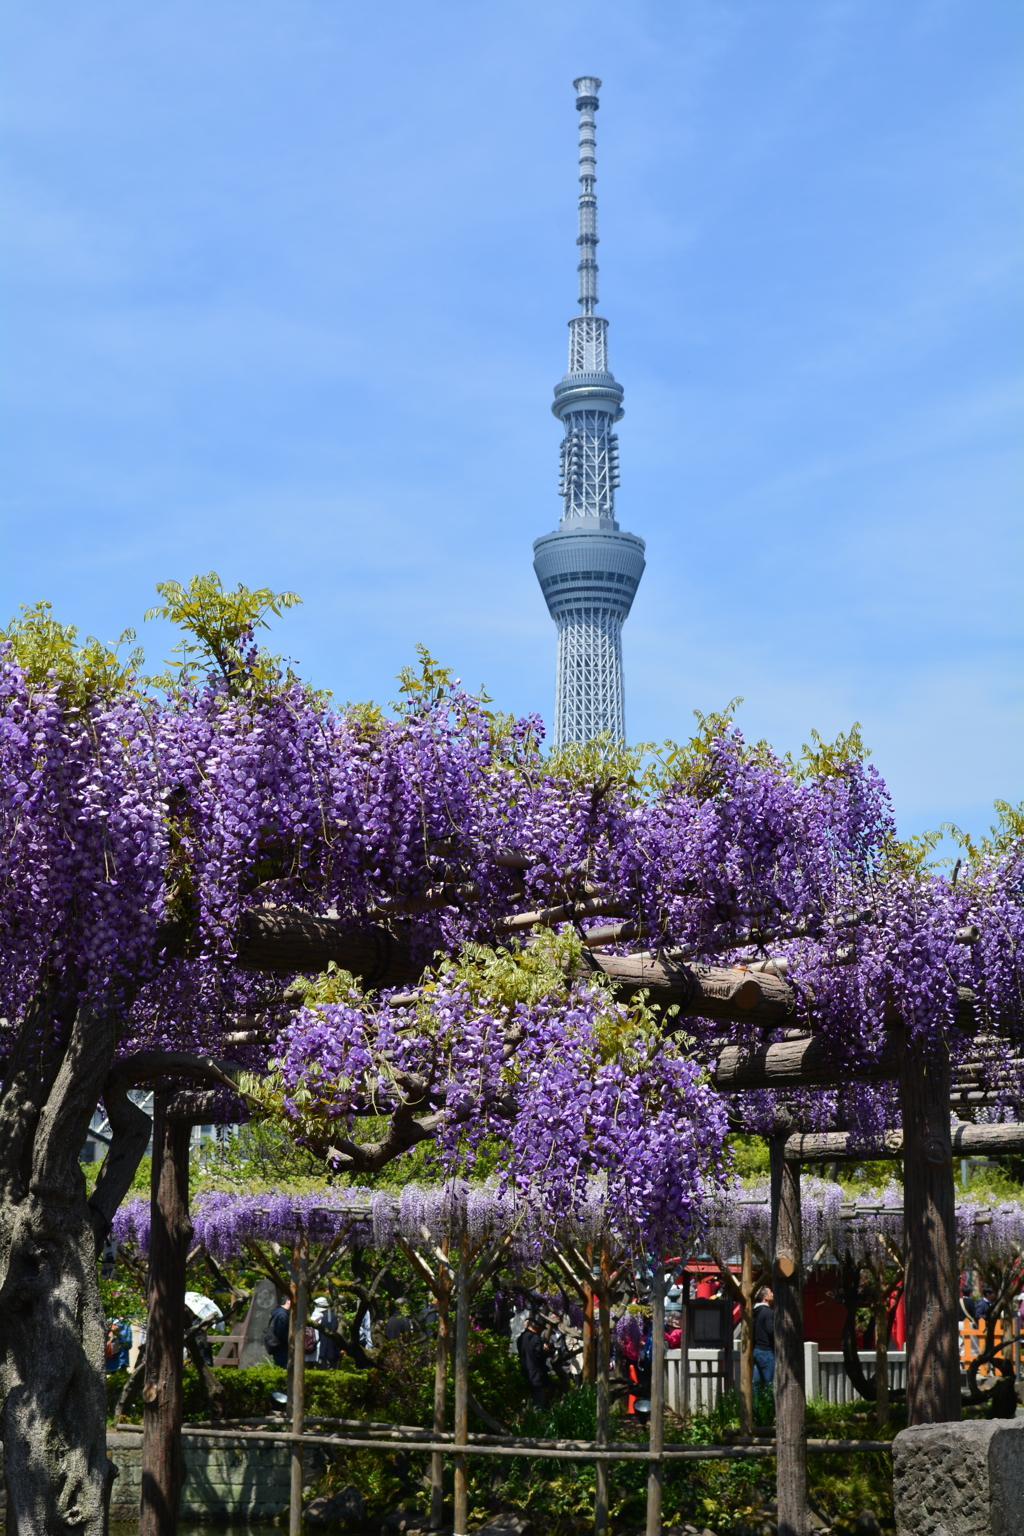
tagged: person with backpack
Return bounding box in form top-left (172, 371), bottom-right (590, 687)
top-left (104, 1316), bottom-right (132, 1373)
top-left (263, 1296), bottom-right (290, 1369)
top-left (311, 1296), bottom-right (341, 1367)
top-left (517, 1313), bottom-right (552, 1409)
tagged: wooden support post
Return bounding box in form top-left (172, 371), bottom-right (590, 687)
top-left (739, 1240), bottom-right (755, 1437)
top-left (679, 1271), bottom-right (690, 1417)
top-left (583, 1244), bottom-right (595, 1383)
top-left (869, 1257), bottom-right (889, 1429)
top-left (453, 1238), bottom-right (470, 1536)
top-left (430, 1260), bottom-right (450, 1530)
top-left (770, 1129), bottom-right (807, 1536)
top-left (645, 1260), bottom-right (665, 1536)
top-left (594, 1245), bottom-right (611, 1536)
top-left (898, 1027), bottom-right (959, 1424)
top-left (289, 1224), bottom-right (309, 1536)
top-left (140, 1097), bottom-right (192, 1536)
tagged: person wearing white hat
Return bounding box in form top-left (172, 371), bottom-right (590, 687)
top-left (184, 1292), bottom-right (224, 1365)
top-left (310, 1296), bottom-right (340, 1368)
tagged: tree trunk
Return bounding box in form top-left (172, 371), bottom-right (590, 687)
top-left (289, 1227), bottom-right (309, 1536)
top-left (838, 1254), bottom-right (876, 1402)
top-left (898, 1028), bottom-right (960, 1424)
top-left (739, 1241), bottom-right (755, 1437)
top-left (770, 1132), bottom-right (807, 1536)
top-left (453, 1239), bottom-right (470, 1536)
top-left (182, 1318), bottom-right (227, 1419)
top-left (140, 1099), bottom-right (193, 1536)
top-left (0, 1180), bottom-right (113, 1535)
top-left (0, 990), bottom-right (135, 1536)
top-left (645, 1261), bottom-right (664, 1536)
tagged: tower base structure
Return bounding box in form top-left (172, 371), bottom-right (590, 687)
top-left (533, 524), bottom-right (646, 748)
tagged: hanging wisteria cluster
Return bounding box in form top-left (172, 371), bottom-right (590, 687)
top-left (699, 1179), bottom-right (1024, 1274)
top-left (0, 654), bottom-right (166, 1019)
top-left (369, 1179), bottom-right (532, 1255)
top-left (958, 1195), bottom-right (1024, 1269)
top-left (111, 1188), bottom-right (373, 1261)
top-left (277, 972), bottom-right (728, 1251)
top-left (702, 1178), bottom-right (846, 1265)
top-left (112, 1177), bottom-right (610, 1267)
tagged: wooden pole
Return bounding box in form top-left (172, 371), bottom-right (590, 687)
top-left (679, 1270), bottom-right (689, 1418)
top-left (594, 1244), bottom-right (611, 1536)
top-left (645, 1260), bottom-right (665, 1536)
top-left (770, 1128), bottom-right (807, 1536)
top-left (140, 1097), bottom-right (192, 1536)
top-left (453, 1236), bottom-right (470, 1536)
top-left (869, 1256), bottom-right (889, 1429)
top-left (430, 1257), bottom-right (450, 1530)
top-left (739, 1240), bottom-right (755, 1437)
top-left (897, 1027), bottom-right (960, 1424)
top-left (583, 1244), bottom-right (595, 1383)
top-left (289, 1224), bottom-right (309, 1536)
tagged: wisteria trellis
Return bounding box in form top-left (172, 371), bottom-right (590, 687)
top-left (0, 600), bottom-right (1022, 1531)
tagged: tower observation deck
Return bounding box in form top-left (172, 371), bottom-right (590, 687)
top-left (533, 77), bottom-right (645, 749)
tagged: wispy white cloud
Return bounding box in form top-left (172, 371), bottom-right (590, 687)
top-left (0, 0), bottom-right (1019, 838)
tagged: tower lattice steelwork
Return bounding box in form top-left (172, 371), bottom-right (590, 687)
top-left (533, 76), bottom-right (645, 749)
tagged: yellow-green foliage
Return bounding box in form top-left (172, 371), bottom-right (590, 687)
top-left (1, 600), bottom-right (143, 704)
top-left (729, 1134), bottom-right (771, 1180)
top-left (144, 571), bottom-right (304, 697)
top-left (235, 932), bottom-right (686, 1176)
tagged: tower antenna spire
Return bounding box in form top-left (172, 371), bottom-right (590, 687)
top-left (532, 78), bottom-right (646, 749)
top-left (573, 75), bottom-right (601, 316)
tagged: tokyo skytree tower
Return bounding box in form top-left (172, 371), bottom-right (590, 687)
top-left (533, 77), bottom-right (646, 749)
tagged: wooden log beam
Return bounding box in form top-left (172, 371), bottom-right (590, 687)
top-left (713, 1033), bottom-right (900, 1091)
top-left (237, 911), bottom-right (984, 1061)
top-left (236, 907), bottom-right (798, 1026)
top-left (587, 952), bottom-right (795, 1027)
top-left (785, 1122), bottom-right (1024, 1162)
top-left (496, 896), bottom-right (629, 933)
top-left (236, 910), bottom-right (418, 987)
top-left (784, 1129), bottom-right (904, 1162)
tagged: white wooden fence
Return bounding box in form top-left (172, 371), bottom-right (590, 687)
top-left (814, 1347), bottom-right (907, 1405)
top-left (664, 1343), bottom-right (909, 1413)
top-left (666, 1318), bottom-right (1024, 1414)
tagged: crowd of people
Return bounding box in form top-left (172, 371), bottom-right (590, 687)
top-left (104, 1263), bottom-right (780, 1408)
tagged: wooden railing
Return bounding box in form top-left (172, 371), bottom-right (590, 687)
top-left (960, 1316), bottom-right (1021, 1378)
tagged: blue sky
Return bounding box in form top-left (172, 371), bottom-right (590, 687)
top-left (1, 0), bottom-right (1020, 842)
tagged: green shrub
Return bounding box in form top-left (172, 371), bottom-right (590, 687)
top-left (106, 1361), bottom-right (372, 1425)
top-left (105, 1369), bottom-right (130, 1419)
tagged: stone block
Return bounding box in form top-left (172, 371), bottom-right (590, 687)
top-left (0, 1427), bottom-right (294, 1527)
top-left (306, 1484), bottom-right (367, 1527)
top-left (893, 1418), bottom-right (1024, 1535)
